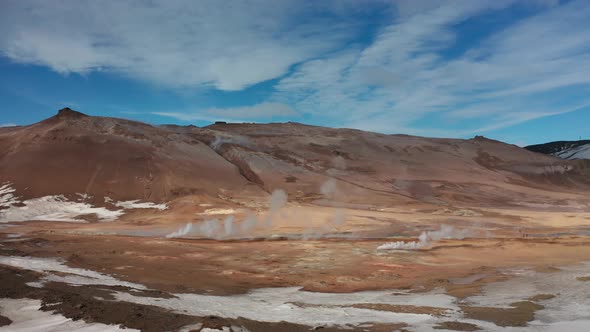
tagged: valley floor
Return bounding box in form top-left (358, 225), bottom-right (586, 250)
top-left (1, 204), bottom-right (590, 331)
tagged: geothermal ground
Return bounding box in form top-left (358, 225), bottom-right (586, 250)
top-left (2, 190), bottom-right (590, 332)
top-left (1, 109), bottom-right (590, 331)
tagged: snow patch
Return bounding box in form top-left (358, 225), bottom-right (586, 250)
top-left (200, 208), bottom-right (237, 215)
top-left (0, 195), bottom-right (124, 223)
top-left (465, 263), bottom-right (590, 321)
top-left (76, 193), bottom-right (92, 201)
top-left (0, 184), bottom-right (167, 223)
top-left (178, 323), bottom-right (203, 332)
top-left (0, 256), bottom-right (146, 290)
top-left (553, 143), bottom-right (590, 160)
top-left (112, 263), bottom-right (590, 330)
top-left (115, 287), bottom-right (457, 327)
top-left (0, 298), bottom-right (138, 331)
top-left (2, 255), bottom-right (590, 331)
top-left (114, 200), bottom-right (168, 210)
top-left (0, 183), bottom-right (19, 209)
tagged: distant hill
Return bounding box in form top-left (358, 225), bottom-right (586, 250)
top-left (526, 140), bottom-right (590, 160)
top-left (1, 108), bottom-right (589, 211)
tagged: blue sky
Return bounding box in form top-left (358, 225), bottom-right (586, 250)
top-left (1, 0), bottom-right (589, 145)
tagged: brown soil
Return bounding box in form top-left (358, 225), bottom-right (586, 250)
top-left (3, 230), bottom-right (587, 331)
top-left (528, 294), bottom-right (556, 301)
top-left (446, 271), bottom-right (508, 299)
top-left (460, 301), bottom-right (544, 327)
top-left (3, 232), bottom-right (590, 297)
top-left (534, 266), bottom-right (562, 273)
top-left (0, 315), bottom-right (12, 327)
top-left (433, 321), bottom-right (481, 331)
top-left (577, 276), bottom-right (590, 282)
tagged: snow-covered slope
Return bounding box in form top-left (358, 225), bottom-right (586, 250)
top-left (526, 140), bottom-right (590, 160)
top-left (553, 143), bottom-right (590, 160)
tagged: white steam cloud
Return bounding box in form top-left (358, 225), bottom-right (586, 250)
top-left (166, 189), bottom-right (288, 239)
top-left (210, 135), bottom-right (250, 151)
top-left (320, 178), bottom-right (338, 199)
top-left (166, 155), bottom-right (351, 241)
top-left (166, 182), bottom-right (350, 240)
top-left (377, 225), bottom-right (470, 250)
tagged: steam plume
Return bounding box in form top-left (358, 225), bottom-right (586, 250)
top-left (165, 189), bottom-right (287, 239)
top-left (166, 155), bottom-right (352, 240)
top-left (377, 225), bottom-right (470, 250)
top-left (210, 135), bottom-right (250, 151)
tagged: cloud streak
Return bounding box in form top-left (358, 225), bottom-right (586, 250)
top-left (1, 0), bottom-right (589, 136)
top-left (0, 0), bottom-right (361, 91)
top-left (273, 0), bottom-right (590, 135)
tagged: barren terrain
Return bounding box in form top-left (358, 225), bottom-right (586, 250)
top-left (1, 109), bottom-right (590, 331)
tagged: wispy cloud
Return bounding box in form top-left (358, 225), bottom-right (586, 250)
top-left (1, 0), bottom-right (589, 136)
top-left (273, 0), bottom-right (590, 135)
top-left (0, 0), bottom-right (363, 91)
top-left (0, 123), bottom-right (17, 128)
top-left (154, 102), bottom-right (299, 123)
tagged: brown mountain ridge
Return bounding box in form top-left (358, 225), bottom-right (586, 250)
top-left (1, 108), bottom-right (588, 211)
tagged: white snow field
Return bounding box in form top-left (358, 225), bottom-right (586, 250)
top-left (0, 255), bottom-right (589, 331)
top-left (553, 143), bottom-right (590, 160)
top-left (0, 183), bottom-right (167, 223)
top-left (0, 298), bottom-right (138, 332)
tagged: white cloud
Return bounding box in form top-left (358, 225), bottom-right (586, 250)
top-left (1, 0), bottom-right (588, 136)
top-left (0, 123), bottom-right (17, 128)
top-left (273, 0), bottom-right (590, 135)
top-left (0, 0), bottom-right (360, 91)
top-left (154, 102), bottom-right (298, 123)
